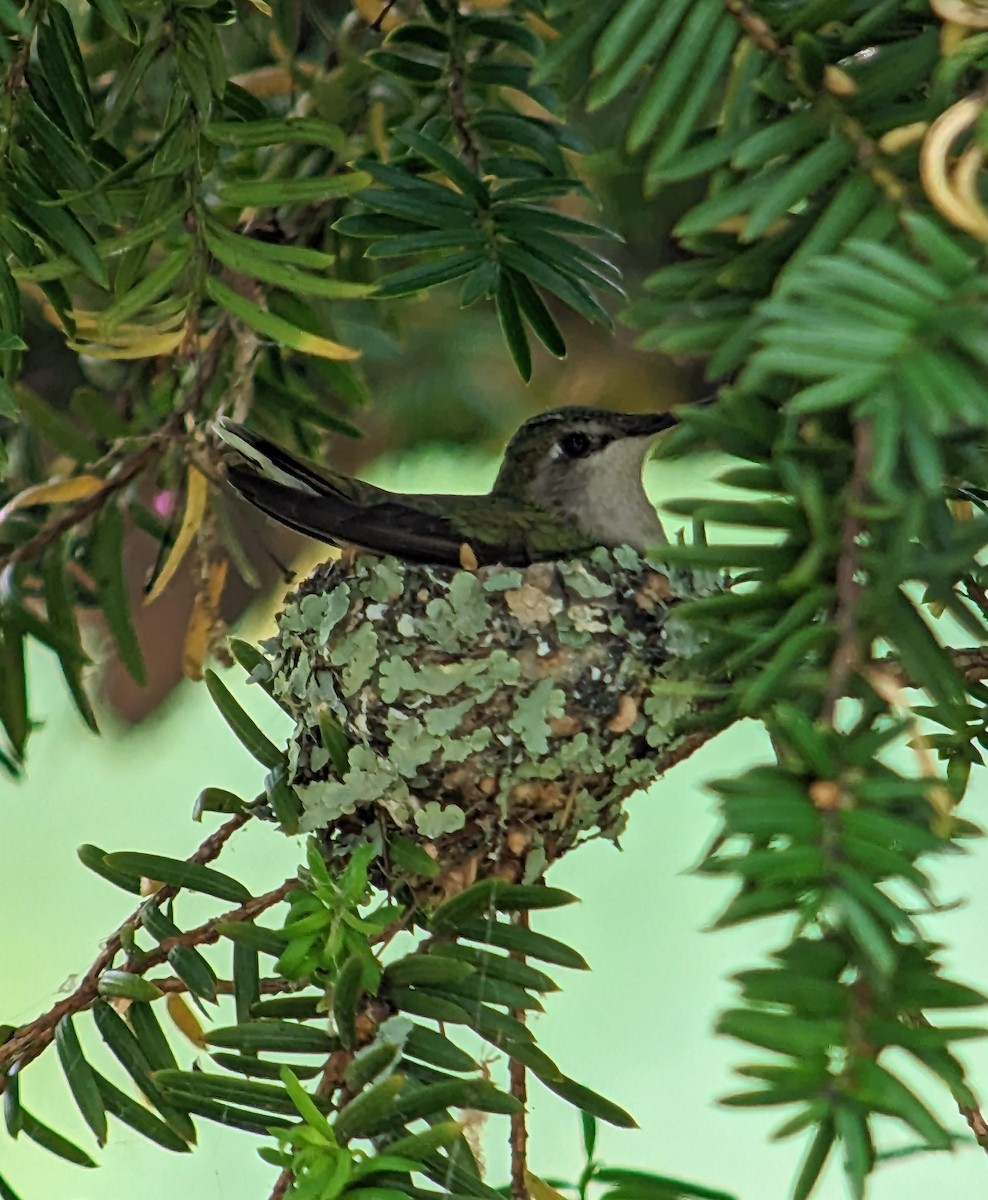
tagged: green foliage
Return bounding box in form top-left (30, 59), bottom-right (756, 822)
top-left (275, 841), bottom-right (395, 987)
top-left (4, 801), bottom-right (638, 1197)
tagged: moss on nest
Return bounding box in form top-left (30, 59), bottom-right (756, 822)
top-left (258, 547), bottom-right (711, 889)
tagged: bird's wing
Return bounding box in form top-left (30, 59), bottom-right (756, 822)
top-left (216, 419), bottom-right (596, 566)
top-left (223, 465), bottom-right (504, 565)
top-left (223, 467), bottom-right (591, 565)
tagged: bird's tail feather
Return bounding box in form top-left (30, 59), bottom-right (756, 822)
top-left (224, 466), bottom-right (346, 547)
top-left (214, 418), bottom-right (341, 498)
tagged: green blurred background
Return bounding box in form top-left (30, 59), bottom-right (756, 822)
top-left (4, 440), bottom-right (988, 1200)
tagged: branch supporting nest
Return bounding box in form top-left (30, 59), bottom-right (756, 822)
top-left (510, 911), bottom-right (530, 1200)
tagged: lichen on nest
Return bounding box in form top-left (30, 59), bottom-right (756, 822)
top-left (257, 546), bottom-right (711, 889)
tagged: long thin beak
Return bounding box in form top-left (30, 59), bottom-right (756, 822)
top-left (620, 411), bottom-right (681, 438)
top-left (623, 395), bottom-right (716, 439)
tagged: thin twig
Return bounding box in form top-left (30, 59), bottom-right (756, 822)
top-left (448, 6), bottom-right (481, 176)
top-left (509, 911), bottom-right (529, 1200)
top-left (0, 436), bottom-right (168, 573)
top-left (182, 314), bottom-right (233, 418)
top-left (959, 1101), bottom-right (988, 1155)
top-left (370, 0), bottom-right (399, 32)
top-left (915, 1015), bottom-right (988, 1158)
top-left (821, 420), bottom-right (872, 722)
top-left (268, 1157), bottom-right (294, 1199)
top-left (964, 576), bottom-right (988, 623)
top-left (723, 0), bottom-right (781, 53)
top-left (0, 811), bottom-right (253, 1084)
top-left (188, 808), bottom-right (254, 865)
top-left (134, 877), bottom-right (296, 973)
top-left (652, 728), bottom-right (717, 775)
top-left (879, 646), bottom-right (988, 685)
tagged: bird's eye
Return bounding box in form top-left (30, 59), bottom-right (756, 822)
top-left (559, 431), bottom-right (592, 458)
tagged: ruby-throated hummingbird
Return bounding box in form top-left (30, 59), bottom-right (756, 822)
top-left (214, 406), bottom-right (679, 568)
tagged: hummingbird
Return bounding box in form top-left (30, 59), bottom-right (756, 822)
top-left (214, 406), bottom-right (679, 568)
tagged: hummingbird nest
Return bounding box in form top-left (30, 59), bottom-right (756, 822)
top-left (258, 547), bottom-right (712, 891)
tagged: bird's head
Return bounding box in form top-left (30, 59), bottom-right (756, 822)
top-left (491, 406), bottom-right (677, 550)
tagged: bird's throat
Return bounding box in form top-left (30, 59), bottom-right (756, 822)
top-left (525, 435), bottom-right (667, 551)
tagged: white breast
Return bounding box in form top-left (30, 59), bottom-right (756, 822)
top-left (577, 437), bottom-right (667, 549)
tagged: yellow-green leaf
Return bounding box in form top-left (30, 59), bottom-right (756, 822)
top-left (206, 276), bottom-right (360, 360)
top-left (99, 246), bottom-right (191, 332)
top-left (216, 170), bottom-right (372, 208)
top-left (0, 475), bottom-right (103, 525)
top-left (204, 222), bottom-right (371, 300)
top-left (145, 465), bottom-right (208, 605)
